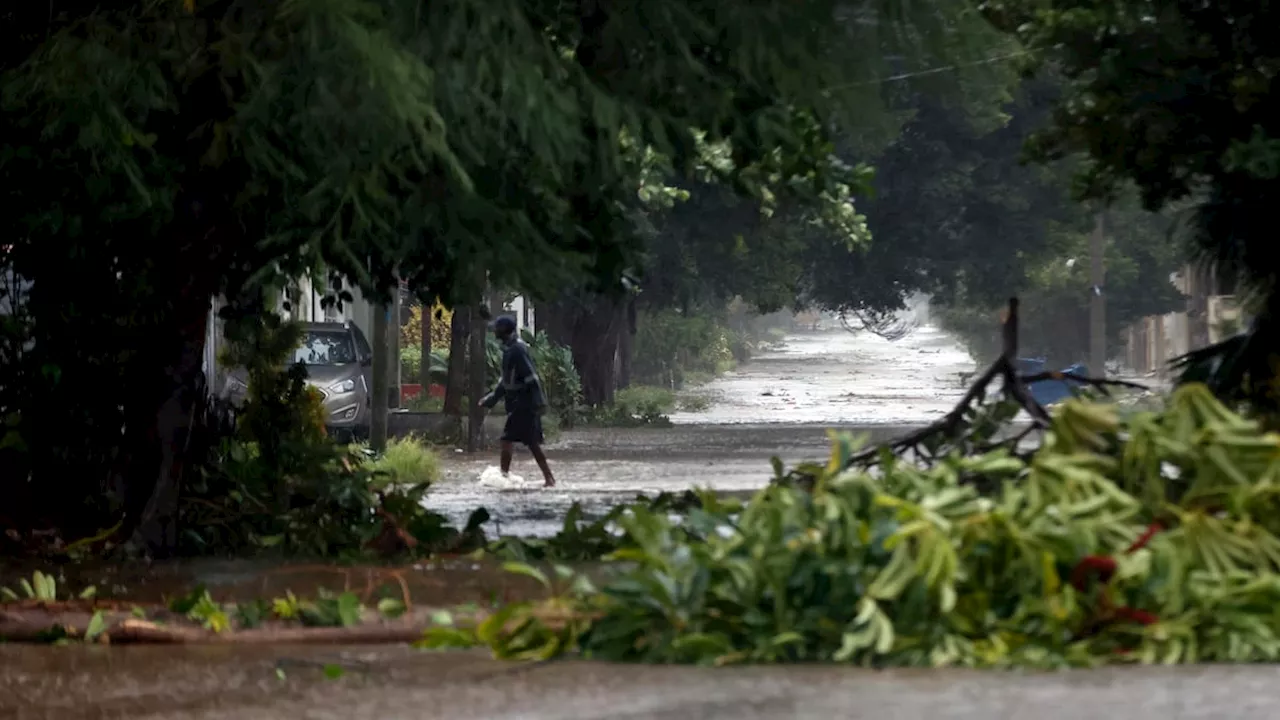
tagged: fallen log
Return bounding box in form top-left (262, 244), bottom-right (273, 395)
top-left (0, 604), bottom-right (590, 645)
top-left (841, 297), bottom-right (1146, 470)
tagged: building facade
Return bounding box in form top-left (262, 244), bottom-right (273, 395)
top-left (1122, 263), bottom-right (1247, 377)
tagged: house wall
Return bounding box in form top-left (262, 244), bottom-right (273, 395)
top-left (1121, 263), bottom-right (1249, 375)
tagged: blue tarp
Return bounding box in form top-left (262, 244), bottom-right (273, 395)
top-left (1017, 357), bottom-right (1089, 406)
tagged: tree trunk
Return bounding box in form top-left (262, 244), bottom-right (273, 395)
top-left (545, 294), bottom-right (624, 406)
top-left (122, 293), bottom-right (214, 557)
top-left (419, 301), bottom-right (432, 388)
top-left (443, 308), bottom-right (468, 416)
top-left (466, 304), bottom-right (487, 452)
top-left (616, 296), bottom-right (637, 390)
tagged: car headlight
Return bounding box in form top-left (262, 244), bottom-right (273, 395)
top-left (328, 379), bottom-right (356, 394)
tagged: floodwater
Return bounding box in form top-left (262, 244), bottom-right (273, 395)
top-left (431, 325), bottom-right (975, 536)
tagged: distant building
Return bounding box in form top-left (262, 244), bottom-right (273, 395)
top-left (1122, 263), bottom-right (1248, 377)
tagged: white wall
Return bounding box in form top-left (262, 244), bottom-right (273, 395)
top-left (506, 295), bottom-right (534, 333)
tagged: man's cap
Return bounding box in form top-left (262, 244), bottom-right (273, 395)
top-left (490, 315), bottom-right (518, 333)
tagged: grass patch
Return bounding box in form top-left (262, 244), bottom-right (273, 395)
top-left (583, 386), bottom-right (676, 427)
top-left (362, 436), bottom-right (441, 489)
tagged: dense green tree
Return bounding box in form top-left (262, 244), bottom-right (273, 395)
top-left (795, 75), bottom-right (1067, 317)
top-left (980, 0), bottom-right (1280, 411)
top-left (934, 200), bottom-right (1186, 367)
top-left (0, 0), bottom-right (913, 551)
top-left (789, 68), bottom-right (1183, 364)
top-left (545, 2), bottom-right (1020, 403)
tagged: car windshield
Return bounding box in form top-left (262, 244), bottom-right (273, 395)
top-left (293, 330), bottom-right (357, 365)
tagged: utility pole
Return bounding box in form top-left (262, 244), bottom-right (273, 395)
top-left (1089, 211), bottom-right (1107, 377)
top-left (370, 300), bottom-right (390, 452)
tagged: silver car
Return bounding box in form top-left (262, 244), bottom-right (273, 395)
top-left (222, 321), bottom-right (374, 440)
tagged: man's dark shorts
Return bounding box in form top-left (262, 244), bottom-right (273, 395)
top-left (502, 410), bottom-right (544, 446)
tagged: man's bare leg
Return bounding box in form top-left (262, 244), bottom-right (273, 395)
top-left (500, 440), bottom-right (514, 475)
top-left (528, 444), bottom-right (556, 487)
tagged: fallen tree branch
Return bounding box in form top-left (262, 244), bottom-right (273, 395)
top-left (838, 308), bottom-right (917, 342)
top-left (0, 604), bottom-right (591, 645)
top-left (1019, 370), bottom-right (1148, 395)
top-left (841, 298), bottom-right (1046, 468)
top-left (835, 297), bottom-right (1140, 471)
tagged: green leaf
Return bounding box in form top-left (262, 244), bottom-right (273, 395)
top-left (336, 592), bottom-right (362, 627)
top-left (501, 562), bottom-right (550, 587)
top-left (84, 611), bottom-right (107, 642)
top-left (377, 598), bottom-right (407, 619)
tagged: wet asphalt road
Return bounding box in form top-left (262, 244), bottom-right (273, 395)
top-left (4, 644), bottom-right (1278, 720)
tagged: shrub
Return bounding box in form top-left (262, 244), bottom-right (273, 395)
top-left (400, 346), bottom-right (449, 385)
top-left (182, 314), bottom-right (464, 557)
top-left (399, 302), bottom-right (453, 352)
top-left (631, 309), bottom-right (737, 388)
top-left (523, 330), bottom-right (583, 425)
top-left (364, 436), bottom-right (441, 489)
top-left (586, 385), bottom-right (675, 427)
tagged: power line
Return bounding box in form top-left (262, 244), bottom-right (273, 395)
top-left (826, 48), bottom-right (1039, 91)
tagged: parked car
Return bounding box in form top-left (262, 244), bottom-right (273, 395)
top-left (222, 321), bottom-right (374, 441)
top-left (1016, 357), bottom-right (1089, 406)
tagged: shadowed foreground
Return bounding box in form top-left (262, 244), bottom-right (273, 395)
top-left (2, 644), bottom-right (1274, 720)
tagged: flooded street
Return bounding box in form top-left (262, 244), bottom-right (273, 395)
top-left (432, 326), bottom-right (975, 536)
top-left (3, 325), bottom-right (1273, 719)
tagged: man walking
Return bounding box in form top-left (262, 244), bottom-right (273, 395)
top-left (479, 315), bottom-right (557, 487)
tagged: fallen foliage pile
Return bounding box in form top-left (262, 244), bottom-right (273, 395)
top-left (423, 383), bottom-right (1280, 667)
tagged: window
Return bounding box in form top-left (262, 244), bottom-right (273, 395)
top-left (293, 330), bottom-right (357, 365)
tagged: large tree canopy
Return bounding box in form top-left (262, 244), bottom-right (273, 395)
top-left (532, 0), bottom-right (1020, 403)
top-left (0, 0), bottom-right (924, 550)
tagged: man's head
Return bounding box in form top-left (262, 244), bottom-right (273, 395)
top-left (492, 315), bottom-right (518, 341)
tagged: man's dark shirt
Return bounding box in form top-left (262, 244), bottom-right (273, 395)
top-left (481, 337), bottom-right (545, 414)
